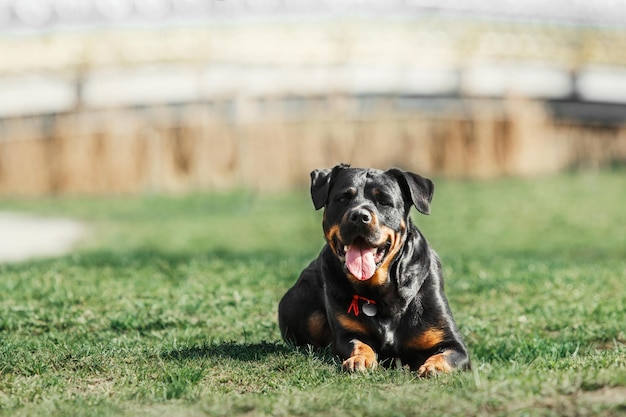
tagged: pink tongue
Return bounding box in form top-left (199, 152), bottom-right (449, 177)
top-left (345, 245), bottom-right (377, 281)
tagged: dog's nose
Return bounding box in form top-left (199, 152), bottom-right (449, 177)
top-left (349, 208), bottom-right (372, 225)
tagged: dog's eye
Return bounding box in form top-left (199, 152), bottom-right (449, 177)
top-left (335, 188), bottom-right (356, 203)
top-left (376, 194), bottom-right (394, 207)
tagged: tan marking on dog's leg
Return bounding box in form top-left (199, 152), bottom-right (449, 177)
top-left (342, 339), bottom-right (377, 372)
top-left (306, 311), bottom-right (331, 347)
top-left (404, 328), bottom-right (446, 351)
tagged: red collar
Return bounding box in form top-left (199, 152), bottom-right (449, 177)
top-left (347, 294), bottom-right (376, 317)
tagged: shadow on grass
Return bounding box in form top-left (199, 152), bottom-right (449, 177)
top-left (161, 341), bottom-right (291, 362)
top-left (160, 341), bottom-right (339, 369)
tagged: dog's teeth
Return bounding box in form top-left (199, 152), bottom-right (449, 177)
top-left (344, 245), bottom-right (349, 252)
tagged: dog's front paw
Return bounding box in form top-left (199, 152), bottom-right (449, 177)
top-left (342, 339), bottom-right (377, 372)
top-left (342, 355), bottom-right (377, 372)
top-left (417, 353), bottom-right (453, 378)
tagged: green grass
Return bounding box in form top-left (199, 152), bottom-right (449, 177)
top-left (0, 170), bottom-right (625, 417)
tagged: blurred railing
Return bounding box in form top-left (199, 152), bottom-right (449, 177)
top-left (2, 4), bottom-right (626, 115)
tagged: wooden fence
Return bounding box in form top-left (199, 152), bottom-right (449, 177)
top-left (1, 97), bottom-right (625, 195)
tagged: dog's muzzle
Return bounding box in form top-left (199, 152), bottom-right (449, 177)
top-left (331, 207), bottom-right (392, 281)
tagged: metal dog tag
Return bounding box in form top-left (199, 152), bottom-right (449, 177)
top-left (362, 303), bottom-right (377, 317)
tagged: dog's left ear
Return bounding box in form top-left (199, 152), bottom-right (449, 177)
top-left (386, 168), bottom-right (434, 215)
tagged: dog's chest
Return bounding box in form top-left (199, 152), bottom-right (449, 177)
top-left (370, 316), bottom-right (401, 352)
top-left (367, 287), bottom-right (415, 353)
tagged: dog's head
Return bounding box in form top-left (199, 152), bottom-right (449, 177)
top-left (310, 164), bottom-right (434, 286)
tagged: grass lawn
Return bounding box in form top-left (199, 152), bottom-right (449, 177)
top-left (0, 170), bottom-right (625, 416)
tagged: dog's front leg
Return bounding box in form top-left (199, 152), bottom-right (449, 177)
top-left (331, 313), bottom-right (378, 372)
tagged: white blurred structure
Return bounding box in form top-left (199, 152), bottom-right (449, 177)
top-left (0, 0), bottom-right (625, 119)
top-left (1, 0), bottom-right (625, 29)
top-left (0, 213), bottom-right (84, 262)
top-left (1, 2), bottom-right (625, 194)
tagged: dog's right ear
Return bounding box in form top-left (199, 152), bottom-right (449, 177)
top-left (310, 168), bottom-right (331, 210)
top-left (310, 163), bottom-right (350, 210)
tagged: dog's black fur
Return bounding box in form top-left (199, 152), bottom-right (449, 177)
top-left (278, 164), bottom-right (470, 376)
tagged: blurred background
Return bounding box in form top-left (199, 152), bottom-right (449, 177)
top-left (1, 0), bottom-right (625, 195)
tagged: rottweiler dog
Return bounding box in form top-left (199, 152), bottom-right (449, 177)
top-left (278, 164), bottom-right (470, 376)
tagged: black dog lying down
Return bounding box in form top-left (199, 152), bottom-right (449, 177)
top-left (279, 164), bottom-right (470, 376)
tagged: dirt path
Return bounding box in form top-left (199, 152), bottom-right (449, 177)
top-left (0, 213), bottom-right (85, 263)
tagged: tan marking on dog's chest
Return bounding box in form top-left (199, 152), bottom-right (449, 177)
top-left (336, 314), bottom-right (370, 335)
